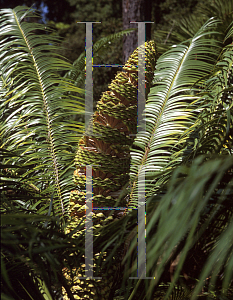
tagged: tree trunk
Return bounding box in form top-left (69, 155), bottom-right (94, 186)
top-left (122, 0), bottom-right (151, 62)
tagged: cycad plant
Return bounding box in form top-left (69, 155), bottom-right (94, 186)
top-left (0, 5), bottom-right (134, 299)
top-left (1, 2), bottom-right (233, 300)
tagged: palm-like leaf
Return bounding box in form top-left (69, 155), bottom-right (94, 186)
top-left (0, 6), bottom-right (85, 216)
top-left (128, 18), bottom-right (222, 206)
top-left (123, 155), bottom-right (233, 299)
top-left (0, 148), bottom-right (43, 214)
top-left (189, 28), bottom-right (233, 157)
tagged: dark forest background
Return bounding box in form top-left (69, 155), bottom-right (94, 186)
top-left (0, 0), bottom-right (199, 102)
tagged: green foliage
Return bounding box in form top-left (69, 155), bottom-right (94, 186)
top-left (96, 9), bottom-right (233, 300)
top-left (1, 213), bottom-right (86, 300)
top-left (55, 0), bottom-right (124, 103)
top-left (0, 6), bottom-right (85, 216)
top-left (189, 32), bottom-right (233, 157)
top-left (154, 0), bottom-right (233, 53)
top-left (125, 155), bottom-right (233, 299)
top-left (64, 28), bottom-right (136, 88)
top-left (129, 17), bottom-right (224, 205)
top-left (1, 2), bottom-right (233, 300)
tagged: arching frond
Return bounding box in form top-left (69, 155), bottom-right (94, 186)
top-left (185, 23), bottom-right (233, 158)
top-left (0, 6), bottom-right (85, 216)
top-left (128, 18), bottom-right (222, 207)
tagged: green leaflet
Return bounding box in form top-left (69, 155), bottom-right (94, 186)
top-left (0, 6), bottom-right (85, 216)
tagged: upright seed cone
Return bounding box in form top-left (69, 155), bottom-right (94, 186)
top-left (70, 40), bottom-right (157, 216)
top-left (64, 41), bottom-right (157, 300)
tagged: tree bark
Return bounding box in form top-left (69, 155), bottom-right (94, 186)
top-left (122, 0), bottom-right (151, 62)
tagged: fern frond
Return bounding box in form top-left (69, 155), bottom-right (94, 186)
top-left (128, 18), bottom-right (223, 207)
top-left (0, 6), bottom-right (85, 216)
top-left (185, 23), bottom-right (233, 158)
